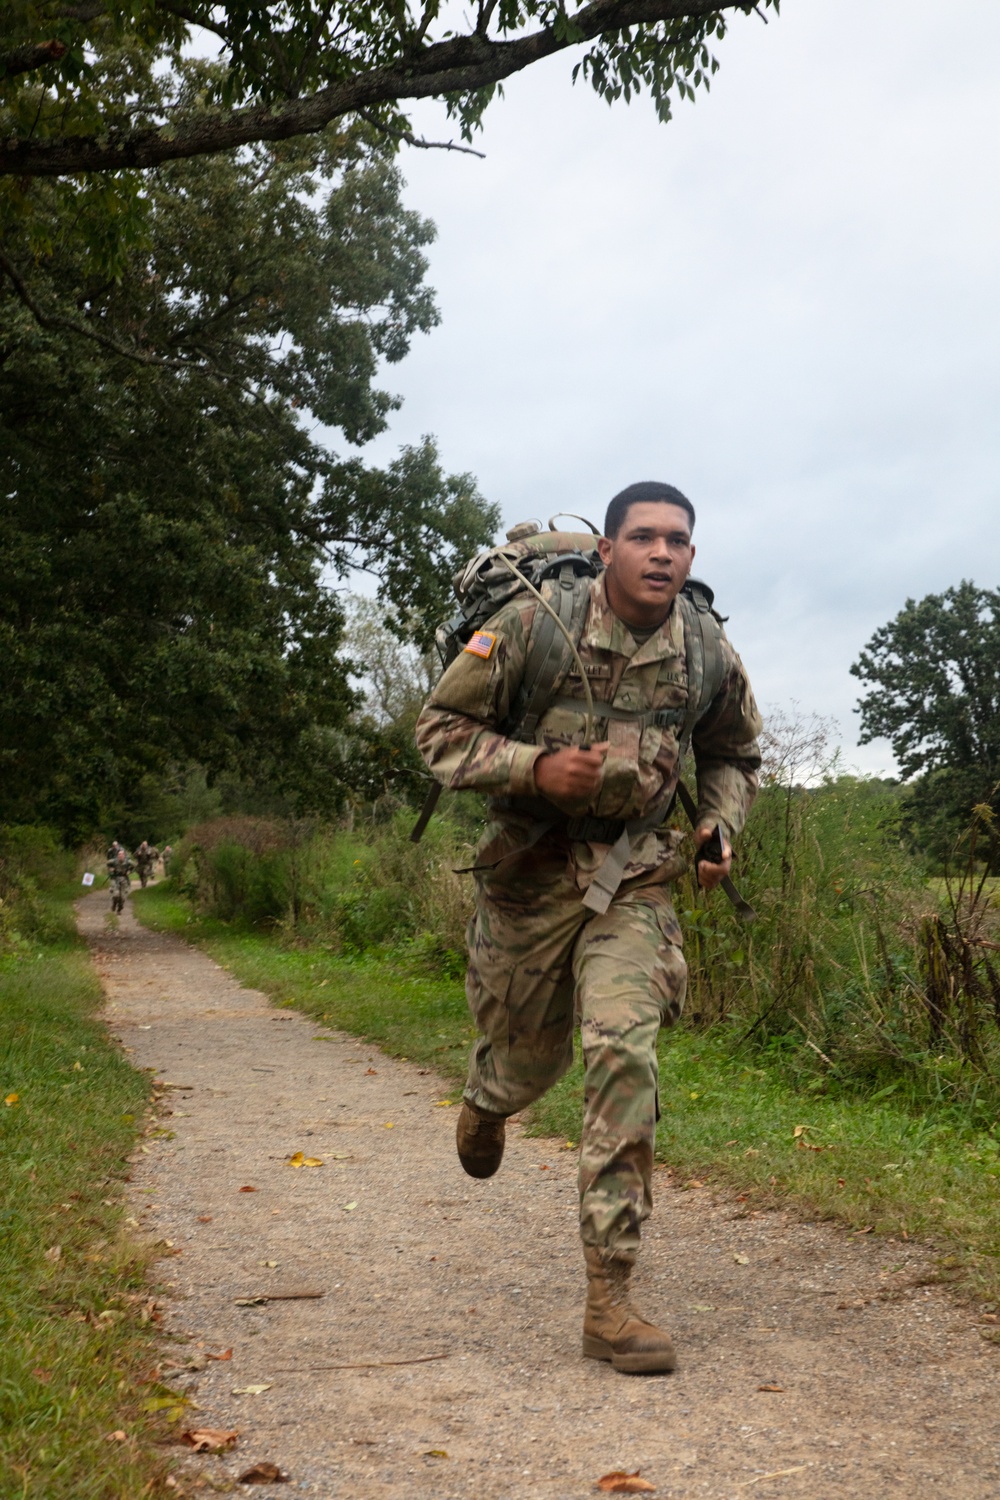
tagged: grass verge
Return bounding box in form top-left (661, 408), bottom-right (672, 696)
top-left (135, 884), bottom-right (1000, 1306)
top-left (0, 886), bottom-right (173, 1499)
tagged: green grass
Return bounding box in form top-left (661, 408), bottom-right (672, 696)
top-left (0, 889), bottom-right (173, 1499)
top-left (135, 884), bottom-right (1000, 1303)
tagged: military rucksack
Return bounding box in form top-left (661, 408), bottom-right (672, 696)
top-left (411, 515), bottom-right (729, 836)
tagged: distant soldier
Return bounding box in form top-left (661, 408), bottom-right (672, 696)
top-left (134, 840), bottom-right (158, 888)
top-left (161, 844), bottom-right (174, 877)
top-left (105, 839), bottom-right (121, 868)
top-left (108, 848), bottom-right (133, 913)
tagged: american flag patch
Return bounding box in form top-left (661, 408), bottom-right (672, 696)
top-left (464, 630), bottom-right (497, 660)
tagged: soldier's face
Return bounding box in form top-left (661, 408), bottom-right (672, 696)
top-left (598, 502), bottom-right (695, 623)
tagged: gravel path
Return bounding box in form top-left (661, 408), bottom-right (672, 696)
top-left (78, 889), bottom-right (1000, 1498)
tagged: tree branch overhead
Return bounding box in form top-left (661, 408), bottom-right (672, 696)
top-left (0, 0), bottom-right (765, 177)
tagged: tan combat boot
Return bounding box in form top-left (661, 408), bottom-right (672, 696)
top-left (455, 1101), bottom-right (506, 1179)
top-left (582, 1246), bottom-right (677, 1374)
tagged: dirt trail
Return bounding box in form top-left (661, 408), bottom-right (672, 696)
top-left (77, 890), bottom-right (1000, 1498)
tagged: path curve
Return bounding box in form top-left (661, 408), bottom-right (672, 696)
top-left (78, 890), bottom-right (1000, 1498)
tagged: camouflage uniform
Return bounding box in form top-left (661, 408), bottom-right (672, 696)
top-left (135, 842), bottom-right (158, 886)
top-left (108, 852), bottom-right (134, 910)
top-left (415, 574), bottom-right (761, 1256)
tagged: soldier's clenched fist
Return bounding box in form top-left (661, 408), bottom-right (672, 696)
top-left (533, 743), bottom-right (610, 807)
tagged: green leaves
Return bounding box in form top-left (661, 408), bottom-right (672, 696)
top-left (0, 98), bottom-right (495, 836)
top-left (0, 1), bottom-right (781, 180)
top-left (851, 582), bottom-right (1000, 784)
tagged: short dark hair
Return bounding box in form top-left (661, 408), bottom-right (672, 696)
top-left (604, 481), bottom-right (696, 539)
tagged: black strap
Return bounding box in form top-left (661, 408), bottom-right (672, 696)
top-left (409, 781), bottom-right (443, 843)
top-left (674, 779), bottom-right (756, 922)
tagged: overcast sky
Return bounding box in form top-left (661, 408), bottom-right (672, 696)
top-left (353, 0), bottom-right (1000, 775)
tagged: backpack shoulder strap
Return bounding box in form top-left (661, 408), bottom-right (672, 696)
top-left (678, 583), bottom-right (727, 761)
top-left (507, 564), bottom-right (592, 743)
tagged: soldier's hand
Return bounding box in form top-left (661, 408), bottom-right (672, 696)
top-left (694, 824), bottom-right (733, 891)
top-left (533, 743), bottom-right (609, 807)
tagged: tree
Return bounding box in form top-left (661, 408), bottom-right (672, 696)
top-left (851, 583), bottom-right (1000, 863)
top-left (1, 1), bottom-right (776, 179)
top-left (0, 97), bottom-right (498, 839)
top-left (342, 595), bottom-right (437, 729)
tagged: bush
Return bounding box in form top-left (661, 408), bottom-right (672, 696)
top-left (0, 825), bottom-right (76, 949)
top-left (173, 813), bottom-right (474, 966)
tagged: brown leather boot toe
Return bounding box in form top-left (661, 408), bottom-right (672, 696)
top-left (582, 1246), bottom-right (676, 1374)
top-left (455, 1101), bottom-right (506, 1179)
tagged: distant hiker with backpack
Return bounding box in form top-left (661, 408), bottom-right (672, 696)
top-left (414, 481), bottom-right (762, 1375)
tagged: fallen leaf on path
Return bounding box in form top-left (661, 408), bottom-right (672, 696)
top-left (596, 1470), bottom-right (656, 1493)
top-left (433, 1100), bottom-right (454, 1107)
top-left (365, 1068), bottom-right (378, 1076)
top-left (384, 1122), bottom-right (395, 1129)
top-left (792, 1124), bottom-right (810, 1138)
top-left (4, 1092), bottom-right (19, 1107)
top-left (142, 1394), bottom-right (191, 1423)
top-left (44, 1245), bottom-right (62, 1262)
top-left (331, 1152), bottom-right (352, 1160)
top-left (239, 1185), bottom-right (257, 1193)
top-left (757, 1384), bottom-right (784, 1393)
top-left (206, 1348), bottom-right (233, 1361)
top-left (423, 1449), bottom-right (449, 1458)
top-left (288, 1151), bottom-right (325, 1168)
top-left (684, 1179), bottom-right (705, 1189)
top-left (235, 1297), bottom-right (269, 1307)
top-left (232, 1384), bottom-right (273, 1396)
top-left (197, 1214), bottom-right (213, 1222)
top-left (689, 1304), bottom-right (716, 1313)
top-left (259, 1259), bottom-right (278, 1268)
top-left (104, 1430), bottom-right (127, 1443)
top-left (733, 1253), bottom-right (750, 1265)
top-left (343, 1201), bottom-right (358, 1211)
top-left (238, 1461), bottom-right (289, 1484)
top-left (180, 1428), bottom-right (239, 1453)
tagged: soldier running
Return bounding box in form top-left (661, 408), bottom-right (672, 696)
top-left (107, 847), bottom-right (134, 913)
top-left (415, 481), bottom-right (761, 1373)
top-left (134, 840), bottom-right (159, 888)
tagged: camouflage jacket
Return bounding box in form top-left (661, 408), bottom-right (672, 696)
top-left (415, 575), bottom-right (762, 885)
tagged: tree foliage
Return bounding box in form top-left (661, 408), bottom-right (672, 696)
top-left (852, 583), bottom-right (1000, 784)
top-left (0, 96), bottom-right (498, 838)
top-left (0, 1), bottom-right (776, 181)
top-left (851, 582), bottom-right (1000, 864)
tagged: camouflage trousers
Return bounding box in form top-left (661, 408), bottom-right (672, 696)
top-left (463, 826), bottom-right (687, 1256)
